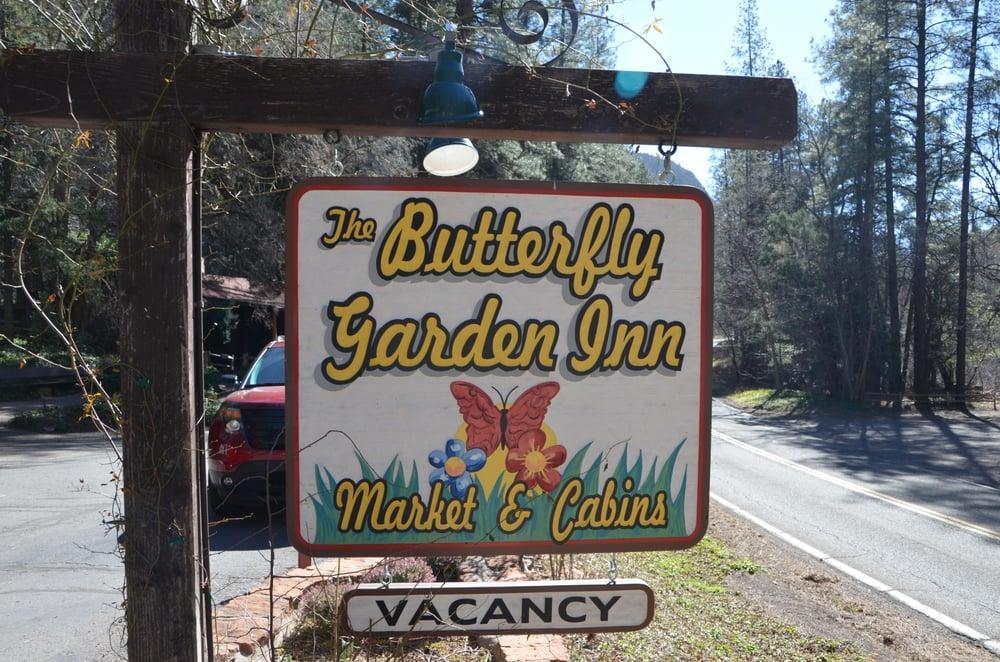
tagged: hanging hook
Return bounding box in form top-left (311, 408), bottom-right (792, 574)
top-left (658, 138), bottom-right (677, 185)
top-left (380, 560), bottom-right (392, 588)
top-left (608, 553), bottom-right (618, 584)
top-left (657, 138), bottom-right (677, 158)
top-left (324, 129), bottom-right (345, 176)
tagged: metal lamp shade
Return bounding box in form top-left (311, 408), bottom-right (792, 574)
top-left (422, 137), bottom-right (479, 177)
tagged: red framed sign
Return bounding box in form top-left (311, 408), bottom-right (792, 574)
top-left (286, 178), bottom-right (712, 557)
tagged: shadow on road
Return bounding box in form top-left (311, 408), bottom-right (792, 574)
top-left (0, 428), bottom-right (110, 458)
top-left (716, 403), bottom-right (1000, 530)
top-left (208, 505), bottom-right (290, 552)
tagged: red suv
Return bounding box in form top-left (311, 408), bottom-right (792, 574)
top-left (208, 338), bottom-right (286, 512)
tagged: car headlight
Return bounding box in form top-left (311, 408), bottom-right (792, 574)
top-left (219, 406), bottom-right (242, 434)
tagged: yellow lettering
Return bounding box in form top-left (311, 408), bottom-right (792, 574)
top-left (323, 293), bottom-right (375, 385)
top-left (498, 482), bottom-right (532, 533)
top-left (378, 199), bottom-right (436, 277)
top-left (551, 478), bottom-right (583, 544)
top-left (374, 200), bottom-right (666, 302)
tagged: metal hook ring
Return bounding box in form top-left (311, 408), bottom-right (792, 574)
top-left (323, 129), bottom-right (342, 145)
top-left (658, 139), bottom-right (677, 157)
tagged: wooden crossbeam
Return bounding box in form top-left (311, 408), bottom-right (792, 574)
top-left (1, 49), bottom-right (797, 148)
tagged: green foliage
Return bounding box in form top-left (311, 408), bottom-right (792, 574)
top-left (568, 539), bottom-right (862, 661)
top-left (360, 557), bottom-right (435, 584)
top-left (714, 0), bottom-right (1000, 404)
top-left (472, 141), bottom-right (651, 184)
top-left (725, 388), bottom-right (877, 417)
top-left (8, 399), bottom-right (114, 434)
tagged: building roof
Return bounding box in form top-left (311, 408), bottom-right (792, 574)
top-left (203, 274), bottom-right (284, 308)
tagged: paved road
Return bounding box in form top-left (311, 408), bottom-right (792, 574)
top-left (0, 400), bottom-right (297, 661)
top-left (711, 399), bottom-right (1000, 647)
top-left (4, 397), bottom-right (998, 658)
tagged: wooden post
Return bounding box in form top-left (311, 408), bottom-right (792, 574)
top-left (116, 0), bottom-right (208, 659)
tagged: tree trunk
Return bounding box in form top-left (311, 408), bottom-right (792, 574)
top-left (0, 6), bottom-right (14, 335)
top-left (911, 0), bottom-right (931, 409)
top-left (115, 0), bottom-right (208, 659)
top-left (882, 2), bottom-right (902, 409)
top-left (856, 55), bottom-right (876, 401)
top-left (902, 285), bottom-right (914, 397)
top-left (1, 122), bottom-right (13, 335)
top-left (956, 0), bottom-right (980, 406)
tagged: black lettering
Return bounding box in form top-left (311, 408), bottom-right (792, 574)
top-left (408, 599), bottom-right (444, 626)
top-left (481, 598), bottom-right (516, 624)
top-left (558, 596), bottom-right (587, 623)
top-left (375, 599), bottom-right (407, 627)
top-left (521, 597), bottom-right (553, 623)
top-left (589, 595), bottom-right (621, 622)
top-left (448, 598), bottom-right (478, 626)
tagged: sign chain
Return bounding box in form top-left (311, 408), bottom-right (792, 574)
top-left (380, 560), bottom-right (392, 588)
top-left (608, 553), bottom-right (618, 584)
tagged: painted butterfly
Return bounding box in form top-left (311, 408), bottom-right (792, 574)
top-left (449, 381), bottom-right (560, 457)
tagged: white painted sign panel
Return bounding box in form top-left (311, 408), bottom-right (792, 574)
top-left (287, 179), bottom-right (712, 557)
top-left (341, 579), bottom-right (654, 635)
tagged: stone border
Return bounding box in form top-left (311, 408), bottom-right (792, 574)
top-left (213, 558), bottom-right (377, 661)
top-left (213, 554), bottom-right (570, 661)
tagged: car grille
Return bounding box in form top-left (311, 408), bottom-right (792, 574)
top-left (241, 405), bottom-right (285, 451)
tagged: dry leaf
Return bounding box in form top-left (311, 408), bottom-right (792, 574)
top-left (73, 130), bottom-right (92, 149)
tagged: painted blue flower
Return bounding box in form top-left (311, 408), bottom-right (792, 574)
top-left (428, 439), bottom-right (486, 499)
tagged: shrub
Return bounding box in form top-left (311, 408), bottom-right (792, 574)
top-left (361, 557), bottom-right (436, 585)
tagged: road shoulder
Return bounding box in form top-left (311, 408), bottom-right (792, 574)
top-left (710, 503), bottom-right (995, 660)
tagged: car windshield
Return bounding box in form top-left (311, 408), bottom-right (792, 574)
top-left (242, 347), bottom-right (285, 388)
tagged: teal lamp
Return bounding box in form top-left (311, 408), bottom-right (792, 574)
top-left (419, 23), bottom-right (483, 176)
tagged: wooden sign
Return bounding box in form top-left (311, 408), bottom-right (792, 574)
top-left (287, 178), bottom-right (712, 557)
top-left (341, 580), bottom-right (654, 636)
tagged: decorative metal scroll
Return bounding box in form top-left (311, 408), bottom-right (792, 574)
top-left (193, 0), bottom-right (583, 66)
top-left (197, 0), bottom-right (249, 30)
top-left (494, 0), bottom-right (580, 64)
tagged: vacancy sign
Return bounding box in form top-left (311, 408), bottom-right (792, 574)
top-left (287, 178), bottom-right (712, 557)
top-left (342, 580), bottom-right (654, 636)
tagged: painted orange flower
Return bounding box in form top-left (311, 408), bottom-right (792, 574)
top-left (505, 430), bottom-right (566, 492)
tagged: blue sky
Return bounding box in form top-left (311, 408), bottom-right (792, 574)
top-left (608, 0), bottom-right (838, 188)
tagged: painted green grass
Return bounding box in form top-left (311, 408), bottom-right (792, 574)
top-left (309, 440), bottom-right (688, 546)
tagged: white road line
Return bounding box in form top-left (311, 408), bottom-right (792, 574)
top-left (710, 492), bottom-right (1000, 656)
top-left (712, 428), bottom-right (1000, 542)
top-left (954, 477), bottom-right (1000, 494)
